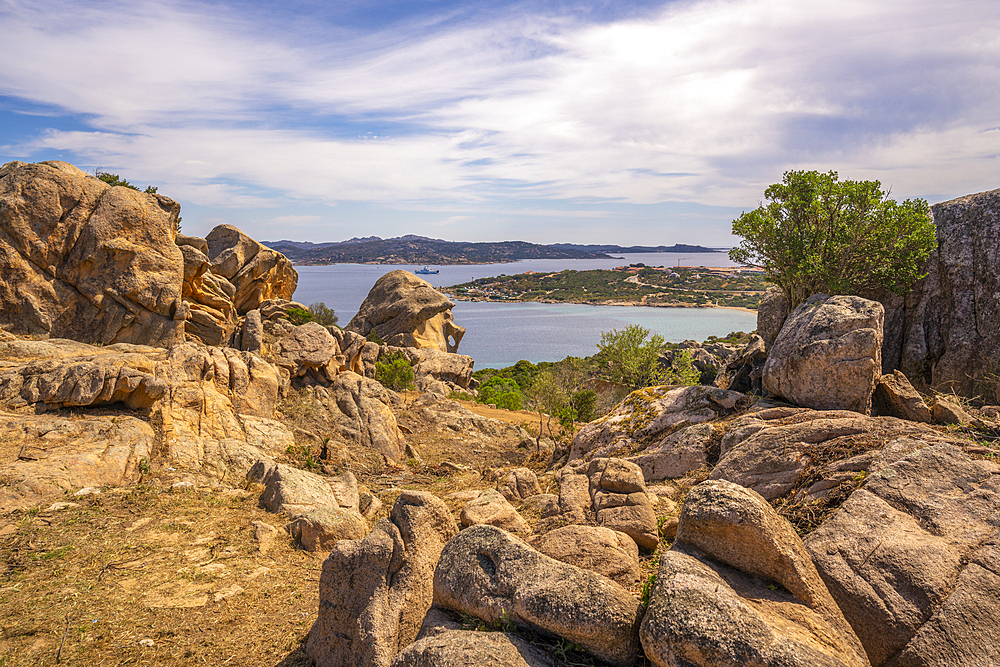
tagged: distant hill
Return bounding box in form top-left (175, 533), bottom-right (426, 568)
top-left (262, 236), bottom-right (611, 264)
top-left (550, 243), bottom-right (726, 254)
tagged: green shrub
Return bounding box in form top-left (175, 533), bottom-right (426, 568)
top-left (366, 330), bottom-right (384, 345)
top-left (596, 324), bottom-right (667, 390)
top-left (285, 307), bottom-right (315, 325)
top-left (308, 302), bottom-right (338, 326)
top-left (375, 351), bottom-right (415, 392)
top-left (730, 170), bottom-right (936, 307)
top-left (477, 376), bottom-right (525, 411)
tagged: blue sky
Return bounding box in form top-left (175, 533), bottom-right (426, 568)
top-left (1, 0), bottom-right (998, 245)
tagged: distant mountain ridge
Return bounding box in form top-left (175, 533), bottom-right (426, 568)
top-left (261, 236), bottom-right (724, 265)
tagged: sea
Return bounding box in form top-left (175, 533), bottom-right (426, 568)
top-left (292, 252), bottom-right (758, 369)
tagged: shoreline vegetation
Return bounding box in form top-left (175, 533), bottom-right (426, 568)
top-left (443, 264), bottom-right (770, 310)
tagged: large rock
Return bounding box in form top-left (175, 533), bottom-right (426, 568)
top-left (391, 630), bottom-right (555, 667)
top-left (532, 525), bottom-right (641, 587)
top-left (884, 187), bottom-right (1000, 398)
top-left (205, 224), bottom-right (297, 313)
top-left (307, 491), bottom-right (458, 667)
top-left (0, 413), bottom-right (153, 513)
top-left (460, 488), bottom-right (529, 535)
top-left (298, 373), bottom-right (408, 462)
top-left (0, 160), bottom-right (186, 346)
top-left (178, 242), bottom-right (237, 346)
top-left (806, 443), bottom-right (1000, 667)
top-left (763, 294), bottom-right (884, 414)
top-left (433, 524), bottom-right (643, 667)
top-left (640, 479), bottom-right (868, 667)
top-left (709, 406), bottom-right (959, 505)
top-left (569, 385), bottom-right (744, 470)
top-left (872, 370), bottom-right (932, 422)
top-left (0, 337), bottom-right (294, 489)
top-left (538, 458), bottom-right (659, 552)
top-left (757, 286), bottom-right (791, 350)
top-left (347, 271), bottom-right (466, 353)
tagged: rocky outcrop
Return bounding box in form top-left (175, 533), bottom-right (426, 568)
top-left (291, 373), bottom-right (408, 462)
top-left (247, 460), bottom-right (368, 550)
top-left (806, 443), bottom-right (1000, 667)
top-left (460, 488), bottom-right (529, 535)
top-left (640, 480), bottom-right (869, 667)
top-left (763, 294), bottom-right (884, 414)
top-left (0, 161), bottom-right (186, 346)
top-left (497, 467), bottom-right (542, 503)
top-left (177, 241), bottom-right (238, 346)
top-left (347, 271), bottom-right (466, 353)
top-left (0, 413), bottom-right (153, 513)
top-left (709, 406), bottom-right (962, 505)
top-left (205, 224), bottom-right (297, 313)
top-left (872, 371), bottom-right (932, 422)
top-left (532, 525), bottom-right (641, 587)
top-left (307, 491), bottom-right (458, 667)
top-left (540, 458), bottom-right (659, 552)
top-left (568, 385), bottom-right (744, 478)
top-left (884, 187), bottom-right (1000, 398)
top-left (433, 524), bottom-right (643, 667)
top-left (757, 286), bottom-right (791, 350)
top-left (0, 337), bottom-right (294, 504)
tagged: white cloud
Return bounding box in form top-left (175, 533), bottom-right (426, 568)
top-left (2, 0), bottom-right (998, 222)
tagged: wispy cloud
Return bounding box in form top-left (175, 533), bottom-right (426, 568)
top-left (1, 0), bottom-right (998, 243)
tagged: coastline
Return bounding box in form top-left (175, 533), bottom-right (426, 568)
top-left (447, 294), bottom-right (758, 313)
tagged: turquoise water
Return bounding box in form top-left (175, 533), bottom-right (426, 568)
top-left (292, 253), bottom-right (756, 368)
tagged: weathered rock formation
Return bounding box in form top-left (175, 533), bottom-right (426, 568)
top-left (347, 270), bottom-right (466, 353)
top-left (568, 385), bottom-right (745, 478)
top-left (0, 337), bottom-right (294, 509)
top-left (539, 457), bottom-right (659, 552)
top-left (884, 187), bottom-right (1000, 398)
top-left (248, 461), bottom-right (368, 551)
top-left (0, 161), bottom-right (186, 346)
top-left (433, 524), bottom-right (644, 667)
top-left (640, 479), bottom-right (869, 667)
top-left (0, 160), bottom-right (298, 349)
top-left (532, 524), bottom-right (641, 587)
top-left (763, 294), bottom-right (884, 414)
top-left (806, 443), bottom-right (1000, 667)
top-left (307, 491), bottom-right (458, 667)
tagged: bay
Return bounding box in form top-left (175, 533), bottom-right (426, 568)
top-left (292, 252), bottom-right (756, 369)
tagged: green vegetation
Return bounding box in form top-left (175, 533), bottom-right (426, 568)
top-left (596, 325), bottom-right (667, 390)
top-left (729, 170), bottom-right (937, 307)
top-left (96, 170), bottom-right (159, 195)
top-left (283, 302), bottom-right (339, 326)
top-left (477, 376), bottom-right (526, 411)
top-left (446, 265), bottom-right (769, 309)
top-left (374, 350), bottom-right (415, 392)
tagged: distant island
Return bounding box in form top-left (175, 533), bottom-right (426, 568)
top-left (444, 264), bottom-right (770, 309)
top-left (261, 235), bottom-right (724, 265)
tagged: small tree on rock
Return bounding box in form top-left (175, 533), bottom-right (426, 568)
top-left (729, 170), bottom-right (936, 307)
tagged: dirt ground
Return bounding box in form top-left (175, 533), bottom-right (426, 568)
top-left (0, 395), bottom-right (577, 667)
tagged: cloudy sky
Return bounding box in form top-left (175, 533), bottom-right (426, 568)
top-left (1, 0), bottom-right (997, 245)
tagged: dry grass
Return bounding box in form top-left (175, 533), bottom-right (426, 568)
top-left (0, 485), bottom-right (320, 667)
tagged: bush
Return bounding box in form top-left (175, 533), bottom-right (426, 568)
top-left (729, 170), bottom-right (936, 307)
top-left (478, 377), bottom-right (525, 411)
top-left (596, 324), bottom-right (667, 390)
top-left (285, 307), bottom-right (315, 325)
top-left (374, 351), bottom-right (415, 392)
top-left (308, 302), bottom-right (338, 326)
